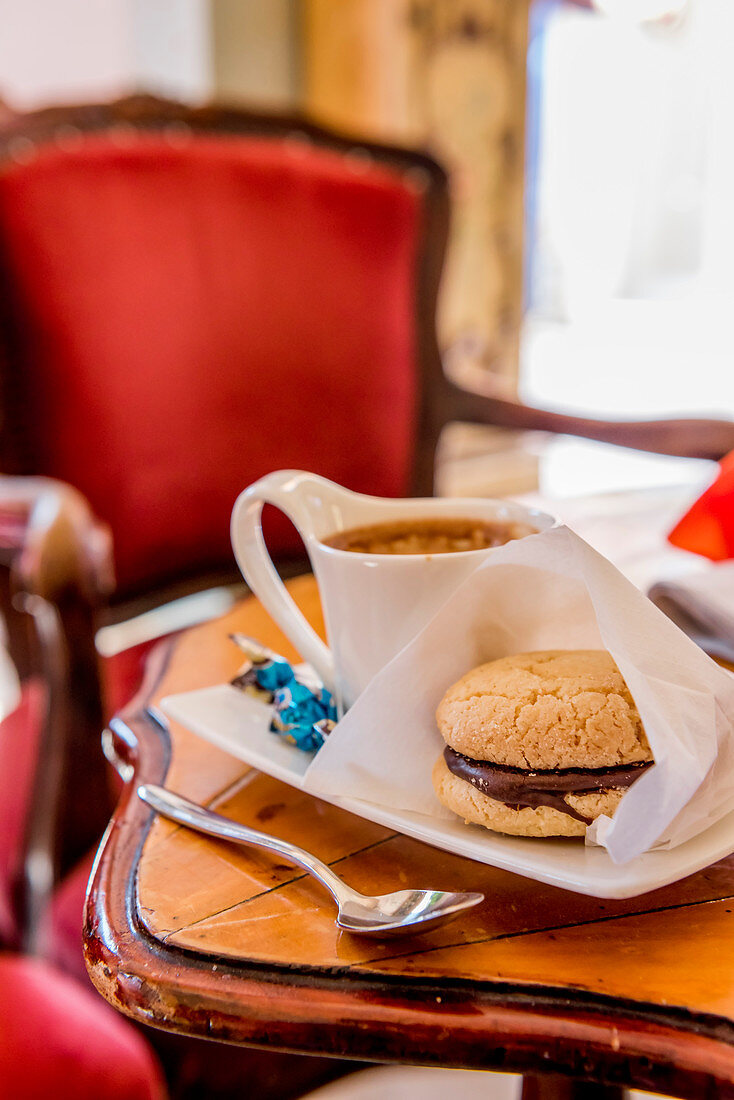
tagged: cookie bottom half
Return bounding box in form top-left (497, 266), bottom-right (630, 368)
top-left (432, 755), bottom-right (625, 838)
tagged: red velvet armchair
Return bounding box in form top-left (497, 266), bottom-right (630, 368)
top-left (0, 481), bottom-right (167, 1099)
top-left (1, 94), bottom-right (734, 1099)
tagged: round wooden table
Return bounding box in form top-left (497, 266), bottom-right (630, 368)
top-left (85, 575), bottom-right (734, 1099)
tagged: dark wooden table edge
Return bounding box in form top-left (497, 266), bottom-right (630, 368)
top-left (84, 636), bottom-right (734, 1099)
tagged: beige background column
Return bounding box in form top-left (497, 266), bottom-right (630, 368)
top-left (303, 0), bottom-right (531, 391)
top-left (209, 0), bottom-right (299, 108)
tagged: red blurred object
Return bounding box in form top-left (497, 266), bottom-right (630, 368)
top-left (0, 955), bottom-right (167, 1100)
top-left (669, 452), bottom-right (734, 560)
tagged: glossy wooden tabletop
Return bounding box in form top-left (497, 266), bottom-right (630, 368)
top-left (85, 575), bottom-right (734, 1098)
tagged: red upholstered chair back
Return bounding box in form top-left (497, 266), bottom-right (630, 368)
top-left (0, 98), bottom-right (447, 599)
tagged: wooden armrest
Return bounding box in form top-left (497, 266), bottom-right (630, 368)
top-left (0, 476), bottom-right (114, 603)
top-left (445, 379), bottom-right (734, 461)
top-left (0, 479), bottom-right (114, 947)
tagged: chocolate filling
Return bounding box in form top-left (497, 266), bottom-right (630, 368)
top-left (444, 746), bottom-right (653, 825)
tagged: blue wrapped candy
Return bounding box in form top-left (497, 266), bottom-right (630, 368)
top-left (256, 656), bottom-right (296, 692)
top-left (271, 681), bottom-right (337, 750)
top-left (229, 633), bottom-right (337, 752)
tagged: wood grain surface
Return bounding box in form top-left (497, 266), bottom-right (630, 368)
top-left (86, 575), bottom-right (734, 1097)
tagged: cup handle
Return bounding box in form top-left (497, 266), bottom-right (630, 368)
top-left (231, 473), bottom-right (335, 694)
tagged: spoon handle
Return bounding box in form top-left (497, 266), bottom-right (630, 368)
top-left (137, 783), bottom-right (358, 907)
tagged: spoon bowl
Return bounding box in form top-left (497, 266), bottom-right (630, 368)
top-left (335, 888), bottom-right (485, 935)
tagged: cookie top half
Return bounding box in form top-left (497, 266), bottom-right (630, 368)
top-left (436, 650), bottom-right (652, 770)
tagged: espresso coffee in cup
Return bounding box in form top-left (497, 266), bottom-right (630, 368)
top-left (321, 517), bottom-right (537, 556)
top-left (232, 471), bottom-right (556, 712)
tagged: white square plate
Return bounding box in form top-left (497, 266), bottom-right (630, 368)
top-left (159, 684), bottom-right (734, 899)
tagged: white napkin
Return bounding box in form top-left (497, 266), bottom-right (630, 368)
top-left (304, 525), bottom-right (734, 865)
top-left (649, 563), bottom-right (734, 664)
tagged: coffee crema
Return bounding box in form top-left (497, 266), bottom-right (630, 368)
top-left (321, 517), bottom-right (536, 556)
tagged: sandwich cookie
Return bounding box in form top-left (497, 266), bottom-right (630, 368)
top-left (433, 650), bottom-right (653, 838)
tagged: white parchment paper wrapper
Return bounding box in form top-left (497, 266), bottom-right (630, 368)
top-left (304, 525), bottom-right (734, 864)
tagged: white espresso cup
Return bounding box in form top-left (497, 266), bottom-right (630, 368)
top-left (231, 470), bottom-right (555, 714)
